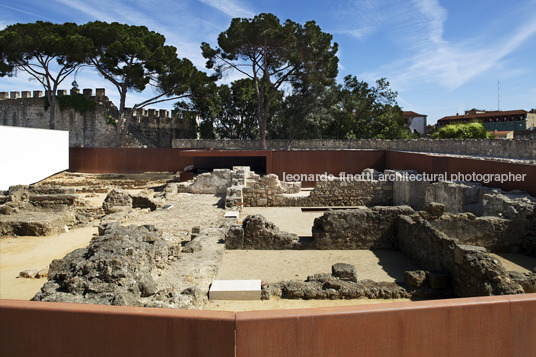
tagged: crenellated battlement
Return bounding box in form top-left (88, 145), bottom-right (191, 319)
top-left (0, 88), bottom-right (108, 101)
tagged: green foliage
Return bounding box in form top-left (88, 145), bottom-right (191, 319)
top-left (44, 94), bottom-right (96, 114)
top-left (106, 115), bottom-right (117, 128)
top-left (187, 78), bottom-right (282, 140)
top-left (202, 12), bottom-right (339, 148)
top-left (80, 21), bottom-right (212, 146)
top-left (432, 121), bottom-right (490, 139)
top-left (268, 75), bottom-right (415, 140)
top-left (0, 21), bottom-right (92, 128)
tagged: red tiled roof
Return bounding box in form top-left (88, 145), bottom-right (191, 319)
top-left (438, 110), bottom-right (527, 122)
top-left (403, 111), bottom-right (426, 117)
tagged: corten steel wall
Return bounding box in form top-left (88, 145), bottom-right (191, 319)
top-left (0, 299), bottom-right (235, 357)
top-left (270, 150), bottom-right (386, 178)
top-left (69, 148), bottom-right (192, 173)
top-left (1, 295), bottom-right (536, 356)
top-left (386, 151), bottom-right (536, 197)
top-left (235, 294), bottom-right (536, 357)
top-left (68, 148), bottom-right (535, 195)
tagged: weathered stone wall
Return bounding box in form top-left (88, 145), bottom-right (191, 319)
top-left (172, 138), bottom-right (536, 160)
top-left (226, 215), bottom-right (302, 250)
top-left (242, 176), bottom-right (393, 207)
top-left (311, 206), bottom-right (414, 249)
top-left (0, 90), bottom-right (194, 147)
top-left (428, 213), bottom-right (524, 252)
top-left (397, 215), bottom-right (524, 297)
top-left (241, 174), bottom-right (301, 206)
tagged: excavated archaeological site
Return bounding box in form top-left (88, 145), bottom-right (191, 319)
top-left (1, 166), bottom-right (536, 311)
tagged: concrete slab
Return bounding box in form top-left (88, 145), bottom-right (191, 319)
top-left (224, 211), bottom-right (240, 218)
top-left (209, 280), bottom-right (261, 300)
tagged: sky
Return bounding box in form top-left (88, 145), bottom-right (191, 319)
top-left (0, 0), bottom-right (535, 124)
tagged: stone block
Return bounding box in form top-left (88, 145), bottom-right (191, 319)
top-left (404, 270), bottom-right (427, 288)
top-left (331, 263), bottom-right (358, 282)
top-left (19, 270), bottom-right (38, 278)
top-left (209, 280), bottom-right (261, 300)
top-left (426, 202), bottom-right (445, 217)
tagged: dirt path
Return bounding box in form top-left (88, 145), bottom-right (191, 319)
top-left (0, 226), bottom-right (97, 300)
top-left (216, 249), bottom-right (419, 283)
top-left (205, 297), bottom-right (411, 311)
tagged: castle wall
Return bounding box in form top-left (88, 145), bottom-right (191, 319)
top-left (173, 138), bottom-right (536, 161)
top-left (0, 89), bottom-right (194, 147)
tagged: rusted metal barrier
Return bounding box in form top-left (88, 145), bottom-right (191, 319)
top-left (1, 294), bottom-right (535, 356)
top-left (0, 300), bottom-right (235, 357)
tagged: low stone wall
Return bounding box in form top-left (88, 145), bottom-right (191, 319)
top-left (172, 138), bottom-right (536, 160)
top-left (429, 213), bottom-right (525, 252)
top-left (398, 215), bottom-right (524, 297)
top-left (241, 174), bottom-right (301, 206)
top-left (311, 206), bottom-right (413, 249)
top-left (243, 176), bottom-right (393, 207)
top-left (226, 206), bottom-right (414, 250)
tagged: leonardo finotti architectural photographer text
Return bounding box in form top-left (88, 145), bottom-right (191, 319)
top-left (282, 171), bottom-right (527, 184)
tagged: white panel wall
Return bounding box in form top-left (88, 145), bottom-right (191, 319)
top-left (0, 126), bottom-right (69, 190)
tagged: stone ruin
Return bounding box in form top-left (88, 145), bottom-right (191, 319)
top-left (0, 183), bottom-right (160, 237)
top-left (218, 166), bottom-right (536, 300)
top-left (12, 166), bottom-right (536, 308)
top-left (0, 185), bottom-right (99, 236)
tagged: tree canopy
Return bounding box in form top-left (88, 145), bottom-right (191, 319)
top-left (80, 21), bottom-right (211, 146)
top-left (0, 21), bottom-right (92, 129)
top-left (432, 121), bottom-right (490, 139)
top-left (202, 13), bottom-right (339, 149)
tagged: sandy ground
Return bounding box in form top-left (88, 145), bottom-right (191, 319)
top-left (0, 226), bottom-right (97, 300)
top-left (240, 207), bottom-right (324, 236)
top-left (216, 249), bottom-right (418, 283)
top-left (205, 297), bottom-right (411, 311)
top-left (491, 253), bottom-right (536, 274)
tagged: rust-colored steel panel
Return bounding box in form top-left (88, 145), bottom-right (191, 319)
top-left (0, 300), bottom-right (235, 357)
top-left (236, 296), bottom-right (513, 357)
top-left (69, 148), bottom-right (189, 173)
top-left (507, 294), bottom-right (536, 357)
top-left (69, 148), bottom-right (535, 195)
top-left (386, 151), bottom-right (536, 196)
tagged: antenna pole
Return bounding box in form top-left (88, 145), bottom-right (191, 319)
top-left (498, 80), bottom-right (500, 111)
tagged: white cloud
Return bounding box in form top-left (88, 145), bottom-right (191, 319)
top-left (0, 4), bottom-right (49, 20)
top-left (359, 1), bottom-right (536, 91)
top-left (54, 0), bottom-right (116, 22)
top-left (198, 0), bottom-right (254, 18)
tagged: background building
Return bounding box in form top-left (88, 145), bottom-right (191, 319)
top-left (437, 109), bottom-right (536, 132)
top-left (402, 111), bottom-right (427, 134)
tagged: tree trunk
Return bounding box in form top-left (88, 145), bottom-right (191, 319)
top-left (257, 106), bottom-right (268, 150)
top-left (48, 95), bottom-right (56, 130)
top-left (115, 91), bottom-right (127, 147)
top-left (259, 116), bottom-right (267, 150)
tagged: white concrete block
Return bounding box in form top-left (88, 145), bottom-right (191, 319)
top-left (224, 211), bottom-right (240, 218)
top-left (209, 280), bottom-right (261, 300)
